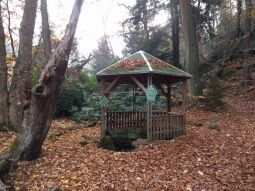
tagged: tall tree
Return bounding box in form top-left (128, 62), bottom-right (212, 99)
top-left (41, 0), bottom-right (52, 63)
top-left (0, 3), bottom-right (9, 129)
top-left (10, 0), bottom-right (84, 161)
top-left (180, 0), bottom-right (202, 96)
top-left (91, 35), bottom-right (115, 73)
top-left (170, 0), bottom-right (180, 68)
top-left (8, 0), bottom-right (38, 131)
top-left (237, 0), bottom-right (242, 38)
top-left (242, 0), bottom-right (253, 82)
top-left (122, 0), bottom-right (162, 54)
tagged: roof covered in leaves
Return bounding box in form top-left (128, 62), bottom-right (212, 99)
top-left (96, 51), bottom-right (192, 79)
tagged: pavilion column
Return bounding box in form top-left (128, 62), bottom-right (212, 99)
top-left (182, 80), bottom-right (187, 135)
top-left (182, 80), bottom-right (187, 114)
top-left (167, 84), bottom-right (171, 112)
top-left (147, 74), bottom-right (152, 140)
top-left (100, 79), bottom-right (106, 137)
top-left (132, 83), bottom-right (136, 111)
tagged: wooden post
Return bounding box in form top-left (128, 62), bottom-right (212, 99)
top-left (182, 80), bottom-right (187, 114)
top-left (167, 84), bottom-right (171, 112)
top-left (182, 80), bottom-right (188, 135)
top-left (132, 83), bottom-right (136, 111)
top-left (100, 79), bottom-right (106, 137)
top-left (147, 74), bottom-right (152, 140)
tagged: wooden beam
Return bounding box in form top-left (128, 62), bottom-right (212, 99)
top-left (100, 80), bottom-right (106, 137)
top-left (131, 76), bottom-right (146, 92)
top-left (182, 80), bottom-right (187, 115)
top-left (147, 75), bottom-right (152, 140)
top-left (104, 76), bottom-right (120, 94)
top-left (167, 84), bottom-right (171, 112)
top-left (155, 83), bottom-right (167, 97)
top-left (132, 83), bottom-right (136, 111)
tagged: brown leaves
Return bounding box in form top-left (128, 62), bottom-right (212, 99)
top-left (114, 59), bottom-right (146, 69)
top-left (1, 94), bottom-right (255, 190)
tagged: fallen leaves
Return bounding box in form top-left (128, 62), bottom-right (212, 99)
top-left (1, 91), bottom-right (255, 190)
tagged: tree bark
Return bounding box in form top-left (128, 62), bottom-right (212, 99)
top-left (170, 0), bottom-right (180, 68)
top-left (242, 0), bottom-right (253, 82)
top-left (8, 0), bottom-right (38, 131)
top-left (237, 0), bottom-right (242, 38)
top-left (179, 0), bottom-right (202, 96)
top-left (10, 0), bottom-right (84, 161)
top-left (41, 0), bottom-right (52, 64)
top-left (0, 4), bottom-right (9, 129)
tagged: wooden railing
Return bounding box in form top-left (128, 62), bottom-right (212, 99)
top-left (151, 114), bottom-right (185, 140)
top-left (105, 111), bottom-right (185, 140)
top-left (106, 111), bottom-right (146, 130)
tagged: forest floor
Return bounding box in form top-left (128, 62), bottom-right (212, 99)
top-left (1, 64), bottom-right (255, 191)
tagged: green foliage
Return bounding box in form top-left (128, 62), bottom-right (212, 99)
top-left (204, 77), bottom-right (224, 110)
top-left (55, 85), bottom-right (85, 117)
top-left (55, 70), bottom-right (101, 123)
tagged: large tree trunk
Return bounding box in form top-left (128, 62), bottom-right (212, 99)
top-left (10, 0), bottom-right (84, 161)
top-left (242, 0), bottom-right (253, 83)
top-left (170, 0), bottom-right (180, 68)
top-left (237, 0), bottom-right (242, 38)
top-left (41, 0), bottom-right (52, 64)
top-left (8, 0), bottom-right (38, 131)
top-left (0, 4), bottom-right (9, 129)
top-left (179, 0), bottom-right (202, 96)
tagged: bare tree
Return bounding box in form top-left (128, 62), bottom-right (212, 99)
top-left (8, 0), bottom-right (38, 131)
top-left (0, 3), bottom-right (9, 129)
top-left (180, 0), bottom-right (202, 96)
top-left (41, 0), bottom-right (52, 63)
top-left (10, 0), bottom-right (84, 161)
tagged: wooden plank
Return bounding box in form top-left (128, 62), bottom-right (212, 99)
top-left (100, 80), bottom-right (106, 136)
top-left (182, 80), bottom-right (187, 115)
top-left (167, 84), bottom-right (171, 112)
top-left (147, 74), bottom-right (152, 140)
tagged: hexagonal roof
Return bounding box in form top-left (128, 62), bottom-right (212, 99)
top-left (96, 50), bottom-right (192, 79)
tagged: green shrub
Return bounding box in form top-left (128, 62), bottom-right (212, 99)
top-left (55, 70), bottom-right (100, 122)
top-left (204, 77), bottom-right (224, 110)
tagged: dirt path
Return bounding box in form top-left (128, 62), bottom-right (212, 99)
top-left (1, 96), bottom-right (255, 191)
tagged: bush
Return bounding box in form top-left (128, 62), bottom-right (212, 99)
top-left (71, 106), bottom-right (100, 123)
top-left (55, 70), bottom-right (101, 123)
top-left (204, 77), bottom-right (224, 110)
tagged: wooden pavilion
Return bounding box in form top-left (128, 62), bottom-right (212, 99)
top-left (96, 50), bottom-right (192, 140)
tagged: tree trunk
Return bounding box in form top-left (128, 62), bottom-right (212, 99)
top-left (8, 0), bottom-right (38, 131)
top-left (0, 4), bottom-right (9, 129)
top-left (237, 0), bottom-right (242, 38)
top-left (10, 0), bottom-right (84, 161)
top-left (41, 0), bottom-right (52, 64)
top-left (179, 0), bottom-right (202, 96)
top-left (243, 0), bottom-right (253, 82)
top-left (170, 0), bottom-right (180, 68)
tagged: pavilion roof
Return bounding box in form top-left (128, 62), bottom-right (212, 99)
top-left (96, 50), bottom-right (192, 79)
